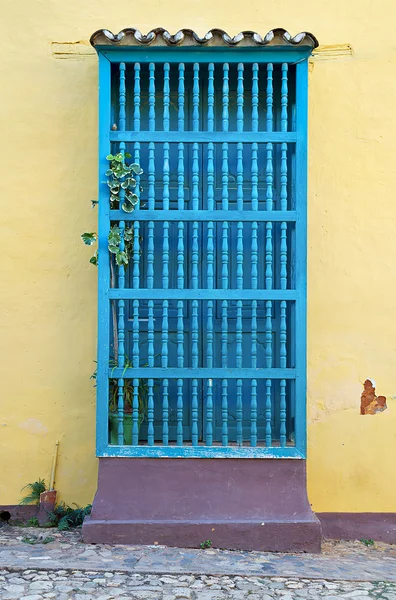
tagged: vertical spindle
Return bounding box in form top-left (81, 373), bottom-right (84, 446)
top-left (281, 222), bottom-right (287, 289)
top-left (251, 143), bottom-right (258, 211)
top-left (178, 63), bottom-right (185, 132)
top-left (148, 378), bottom-right (154, 446)
top-left (163, 63), bottom-right (170, 131)
top-left (222, 63), bottom-right (229, 132)
top-left (266, 222), bottom-right (273, 289)
top-left (206, 379), bottom-right (213, 446)
top-left (162, 378), bottom-right (169, 445)
top-left (132, 378), bottom-right (139, 445)
top-left (221, 300), bottom-right (228, 368)
top-left (148, 300), bottom-right (154, 368)
top-left (177, 300), bottom-right (184, 368)
top-left (133, 221), bottom-right (140, 288)
top-left (162, 222), bottom-right (169, 289)
top-left (252, 63), bottom-right (259, 132)
top-left (280, 380), bottom-right (287, 447)
top-left (177, 378), bottom-right (183, 446)
top-left (237, 143), bottom-right (244, 211)
top-left (266, 63), bottom-right (273, 132)
top-left (222, 379), bottom-right (228, 446)
top-left (162, 299), bottom-right (169, 372)
top-left (251, 301), bottom-right (257, 370)
top-left (265, 379), bottom-right (272, 447)
top-left (236, 379), bottom-right (243, 446)
top-left (192, 300), bottom-right (199, 368)
top-left (251, 222), bottom-right (258, 289)
top-left (163, 143), bottom-right (170, 210)
top-left (236, 300), bottom-right (243, 368)
top-left (148, 143), bottom-right (155, 210)
top-left (207, 301), bottom-right (213, 368)
top-left (134, 62), bottom-right (141, 132)
top-left (251, 379), bottom-right (257, 447)
top-left (208, 63), bottom-right (215, 132)
top-left (193, 63), bottom-right (199, 132)
top-left (132, 300), bottom-right (139, 368)
top-left (134, 142), bottom-right (141, 209)
top-left (192, 378), bottom-right (198, 446)
top-left (237, 222), bottom-right (243, 290)
top-left (177, 222), bottom-right (184, 290)
top-left (178, 143), bottom-right (184, 210)
top-left (237, 63), bottom-right (244, 132)
top-left (147, 221), bottom-right (154, 288)
top-left (280, 301), bottom-right (287, 369)
top-left (149, 62), bottom-right (155, 131)
top-left (266, 301), bottom-right (272, 369)
top-left (192, 223), bottom-right (199, 289)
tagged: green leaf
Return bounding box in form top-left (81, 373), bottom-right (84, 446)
top-left (114, 153), bottom-right (124, 162)
top-left (122, 201), bottom-right (135, 213)
top-left (131, 163), bottom-right (144, 175)
top-left (121, 180), bottom-right (129, 189)
top-left (89, 250), bottom-right (98, 266)
top-left (105, 169), bottom-right (113, 176)
top-left (125, 152), bottom-right (132, 158)
top-left (108, 228), bottom-right (121, 246)
top-left (81, 232), bottom-right (98, 246)
top-left (110, 195), bottom-right (119, 204)
top-left (127, 177), bottom-right (136, 188)
top-left (115, 250), bottom-right (128, 266)
top-left (124, 228), bottom-right (134, 241)
top-left (108, 245), bottom-right (118, 254)
top-left (106, 154), bottom-right (114, 161)
top-left (126, 193), bottom-right (139, 205)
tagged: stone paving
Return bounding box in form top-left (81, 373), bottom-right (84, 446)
top-left (1, 525), bottom-right (396, 599)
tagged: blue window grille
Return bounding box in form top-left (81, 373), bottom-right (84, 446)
top-left (94, 43), bottom-right (312, 458)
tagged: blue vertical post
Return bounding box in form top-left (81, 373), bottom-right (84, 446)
top-left (295, 59), bottom-right (308, 455)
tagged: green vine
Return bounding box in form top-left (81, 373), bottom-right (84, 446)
top-left (81, 153), bottom-right (143, 267)
top-left (106, 152), bottom-right (142, 213)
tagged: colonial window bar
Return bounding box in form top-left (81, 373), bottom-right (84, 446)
top-left (93, 28), bottom-right (318, 459)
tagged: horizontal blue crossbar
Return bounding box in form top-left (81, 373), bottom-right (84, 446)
top-left (109, 210), bottom-right (297, 222)
top-left (108, 289), bottom-right (296, 300)
top-left (110, 367), bottom-right (296, 379)
top-left (100, 47), bottom-right (312, 64)
top-left (99, 444), bottom-right (304, 459)
top-left (110, 131), bottom-right (297, 143)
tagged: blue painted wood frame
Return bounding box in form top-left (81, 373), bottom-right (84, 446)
top-left (95, 47), bottom-right (312, 459)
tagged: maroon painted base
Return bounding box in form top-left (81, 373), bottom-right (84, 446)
top-left (82, 458), bottom-right (321, 552)
top-left (318, 513), bottom-right (396, 544)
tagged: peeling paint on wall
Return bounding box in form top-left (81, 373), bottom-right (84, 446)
top-left (360, 379), bottom-right (387, 415)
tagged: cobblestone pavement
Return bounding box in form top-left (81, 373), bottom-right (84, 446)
top-left (1, 570), bottom-right (396, 600)
top-left (1, 526), bottom-right (396, 599)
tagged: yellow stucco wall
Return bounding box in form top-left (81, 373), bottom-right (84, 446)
top-left (1, 0), bottom-right (396, 512)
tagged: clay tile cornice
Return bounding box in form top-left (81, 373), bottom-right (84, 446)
top-left (90, 27), bottom-right (319, 49)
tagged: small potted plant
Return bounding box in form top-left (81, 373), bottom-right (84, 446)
top-left (108, 358), bottom-right (148, 445)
